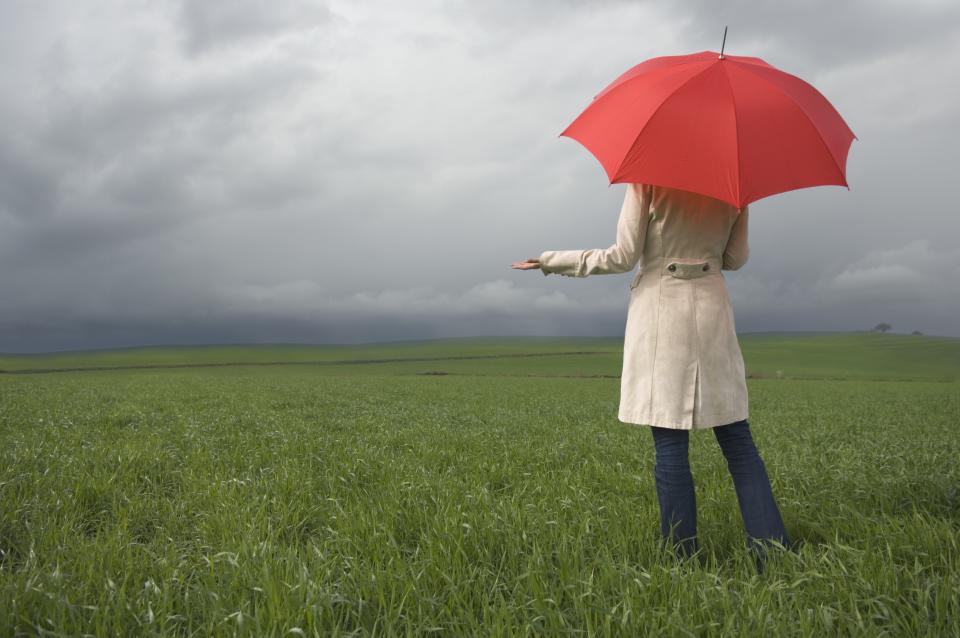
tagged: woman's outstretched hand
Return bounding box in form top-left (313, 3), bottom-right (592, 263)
top-left (511, 258), bottom-right (541, 271)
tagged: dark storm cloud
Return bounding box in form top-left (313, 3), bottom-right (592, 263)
top-left (0, 0), bottom-right (958, 352)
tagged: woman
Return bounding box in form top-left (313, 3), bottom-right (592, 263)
top-left (511, 183), bottom-right (790, 564)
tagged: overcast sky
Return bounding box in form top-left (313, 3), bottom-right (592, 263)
top-left (2, 0), bottom-right (959, 352)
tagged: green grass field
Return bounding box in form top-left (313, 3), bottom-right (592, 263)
top-left (1, 333), bottom-right (958, 636)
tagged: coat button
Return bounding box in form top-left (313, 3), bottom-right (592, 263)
top-left (702, 264), bottom-right (709, 271)
top-left (668, 264), bottom-right (676, 272)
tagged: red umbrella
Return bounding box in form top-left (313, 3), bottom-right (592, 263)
top-left (560, 48), bottom-right (856, 208)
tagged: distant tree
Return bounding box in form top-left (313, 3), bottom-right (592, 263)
top-left (872, 322), bottom-right (892, 333)
top-left (911, 330), bottom-right (923, 335)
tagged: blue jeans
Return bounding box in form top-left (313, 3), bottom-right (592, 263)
top-left (650, 419), bottom-right (790, 558)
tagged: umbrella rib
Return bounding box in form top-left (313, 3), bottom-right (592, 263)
top-left (721, 63), bottom-right (743, 208)
top-left (611, 62), bottom-right (719, 182)
top-left (733, 62), bottom-right (853, 185)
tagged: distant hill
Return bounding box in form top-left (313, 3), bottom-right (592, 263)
top-left (737, 331), bottom-right (960, 381)
top-left (0, 332), bottom-right (957, 381)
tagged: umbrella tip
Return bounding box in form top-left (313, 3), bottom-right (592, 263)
top-left (719, 25), bottom-right (728, 59)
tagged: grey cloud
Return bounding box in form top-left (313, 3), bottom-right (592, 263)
top-left (0, 0), bottom-right (958, 352)
top-left (0, 277), bottom-right (608, 353)
top-left (722, 238), bottom-right (960, 335)
top-left (816, 240), bottom-right (960, 304)
top-left (0, 140), bottom-right (59, 222)
top-left (214, 278), bottom-right (585, 321)
top-left (0, 13), bottom-right (327, 264)
top-left (680, 0), bottom-right (960, 75)
top-left (177, 0), bottom-right (332, 54)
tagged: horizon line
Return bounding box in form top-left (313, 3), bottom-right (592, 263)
top-left (2, 329), bottom-right (954, 357)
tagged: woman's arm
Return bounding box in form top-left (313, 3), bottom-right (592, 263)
top-left (722, 205), bottom-right (749, 271)
top-left (539, 183), bottom-right (652, 278)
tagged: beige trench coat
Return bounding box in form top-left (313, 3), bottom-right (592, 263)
top-left (539, 183), bottom-right (750, 430)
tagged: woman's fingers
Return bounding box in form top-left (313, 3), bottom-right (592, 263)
top-left (511, 258), bottom-right (541, 270)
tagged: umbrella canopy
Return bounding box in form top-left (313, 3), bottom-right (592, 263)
top-left (560, 50), bottom-right (856, 208)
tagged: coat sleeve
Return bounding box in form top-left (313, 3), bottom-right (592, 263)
top-left (722, 205), bottom-right (749, 271)
top-left (539, 183), bottom-right (652, 278)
